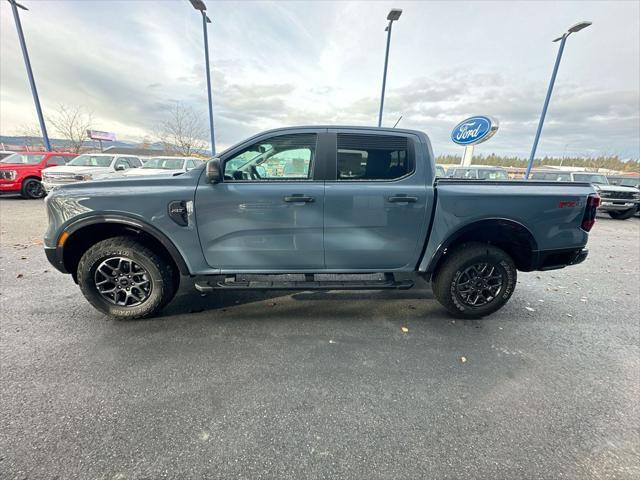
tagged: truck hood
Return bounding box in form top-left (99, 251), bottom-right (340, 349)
top-left (43, 165), bottom-right (112, 176)
top-left (122, 168), bottom-right (182, 176)
top-left (0, 162), bottom-right (39, 170)
top-left (594, 184), bottom-right (639, 193)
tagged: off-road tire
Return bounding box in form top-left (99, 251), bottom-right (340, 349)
top-left (432, 242), bottom-right (517, 319)
top-left (608, 208), bottom-right (636, 220)
top-left (21, 178), bottom-right (45, 199)
top-left (77, 236), bottom-right (176, 320)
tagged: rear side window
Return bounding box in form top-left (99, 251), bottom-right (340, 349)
top-left (46, 155), bottom-right (70, 166)
top-left (336, 134), bottom-right (410, 180)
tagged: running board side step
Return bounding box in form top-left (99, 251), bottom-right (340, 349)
top-left (194, 276), bottom-right (414, 292)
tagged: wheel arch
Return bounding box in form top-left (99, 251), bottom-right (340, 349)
top-left (425, 218), bottom-right (539, 276)
top-left (60, 215), bottom-right (189, 282)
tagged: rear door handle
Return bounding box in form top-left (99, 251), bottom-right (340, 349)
top-left (284, 195), bottom-right (315, 203)
top-left (387, 195), bottom-right (418, 203)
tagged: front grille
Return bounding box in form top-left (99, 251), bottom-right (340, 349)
top-left (601, 191), bottom-right (634, 200)
top-left (43, 173), bottom-right (76, 184)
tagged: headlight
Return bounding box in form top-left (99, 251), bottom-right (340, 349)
top-left (73, 174), bottom-right (92, 181)
top-left (633, 193), bottom-right (640, 200)
top-left (1, 170), bottom-right (17, 180)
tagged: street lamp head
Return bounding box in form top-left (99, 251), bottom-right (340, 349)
top-left (387, 8), bottom-right (402, 22)
top-left (568, 21), bottom-right (592, 33)
top-left (8, 0), bottom-right (29, 10)
top-left (189, 0), bottom-right (207, 11)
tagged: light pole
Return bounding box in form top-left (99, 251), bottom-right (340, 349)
top-left (524, 21), bottom-right (591, 179)
top-left (378, 8), bottom-right (402, 128)
top-left (189, 0), bottom-right (216, 157)
top-left (8, 0), bottom-right (52, 151)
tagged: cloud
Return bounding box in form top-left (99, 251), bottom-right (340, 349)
top-left (1, 0), bottom-right (638, 158)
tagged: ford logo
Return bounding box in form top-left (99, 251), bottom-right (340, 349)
top-left (451, 116), bottom-right (499, 146)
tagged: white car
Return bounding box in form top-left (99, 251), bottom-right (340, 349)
top-left (122, 156), bottom-right (203, 177)
top-left (42, 153), bottom-right (143, 191)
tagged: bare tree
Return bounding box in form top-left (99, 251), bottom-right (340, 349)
top-left (158, 103), bottom-right (208, 155)
top-left (15, 123), bottom-right (45, 150)
top-left (47, 104), bottom-right (93, 153)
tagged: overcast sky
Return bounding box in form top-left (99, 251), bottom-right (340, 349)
top-left (1, 0), bottom-right (639, 158)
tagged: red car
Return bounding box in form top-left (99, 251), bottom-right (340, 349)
top-left (0, 151), bottom-right (77, 199)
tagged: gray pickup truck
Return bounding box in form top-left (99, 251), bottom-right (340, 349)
top-left (44, 126), bottom-right (599, 320)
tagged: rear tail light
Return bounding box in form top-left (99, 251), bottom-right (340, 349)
top-left (581, 194), bottom-right (600, 232)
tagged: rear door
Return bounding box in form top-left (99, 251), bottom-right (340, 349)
top-left (195, 129), bottom-right (328, 272)
top-left (323, 130), bottom-right (431, 270)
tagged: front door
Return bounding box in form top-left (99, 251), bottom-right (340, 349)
top-left (195, 130), bottom-right (325, 272)
top-left (323, 131), bottom-right (430, 271)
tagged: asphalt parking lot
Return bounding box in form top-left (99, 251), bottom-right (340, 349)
top-left (1, 196), bottom-right (638, 480)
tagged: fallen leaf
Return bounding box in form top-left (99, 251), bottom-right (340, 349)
top-left (16, 273), bottom-right (23, 279)
top-left (20, 256), bottom-right (27, 260)
top-left (401, 326), bottom-right (409, 333)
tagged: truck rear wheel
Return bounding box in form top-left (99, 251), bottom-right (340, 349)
top-left (608, 208), bottom-right (636, 220)
top-left (77, 236), bottom-right (176, 320)
top-left (432, 243), bottom-right (516, 319)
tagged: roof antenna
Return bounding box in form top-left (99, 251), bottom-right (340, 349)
top-left (392, 115), bottom-right (403, 128)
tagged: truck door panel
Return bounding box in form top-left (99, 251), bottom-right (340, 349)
top-left (324, 132), bottom-right (431, 270)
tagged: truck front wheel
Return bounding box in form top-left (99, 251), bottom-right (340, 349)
top-left (77, 236), bottom-right (176, 320)
top-left (432, 243), bottom-right (517, 319)
top-left (608, 208), bottom-right (636, 220)
top-left (21, 178), bottom-right (45, 199)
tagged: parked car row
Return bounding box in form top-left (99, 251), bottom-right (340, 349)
top-left (530, 170), bottom-right (640, 220)
top-left (433, 164), bottom-right (639, 220)
top-left (0, 151), bottom-right (204, 198)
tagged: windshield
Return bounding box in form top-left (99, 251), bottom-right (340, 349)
top-left (478, 169), bottom-right (508, 180)
top-left (0, 153), bottom-right (45, 164)
top-left (611, 177), bottom-right (639, 187)
top-left (573, 173), bottom-right (608, 185)
top-left (142, 158), bottom-right (185, 170)
top-left (67, 155), bottom-right (114, 167)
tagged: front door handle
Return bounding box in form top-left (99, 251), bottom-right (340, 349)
top-left (387, 195), bottom-right (418, 203)
top-left (284, 195), bottom-right (315, 203)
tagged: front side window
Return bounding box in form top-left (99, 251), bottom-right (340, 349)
top-left (224, 134), bottom-right (316, 181)
top-left (68, 155), bottom-right (113, 167)
top-left (336, 134), bottom-right (410, 180)
top-left (478, 169), bottom-right (508, 180)
top-left (114, 158), bottom-right (130, 170)
top-left (0, 153), bottom-right (45, 164)
top-left (451, 169), bottom-right (476, 179)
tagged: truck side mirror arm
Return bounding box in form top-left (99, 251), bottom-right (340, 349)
top-left (206, 158), bottom-right (222, 184)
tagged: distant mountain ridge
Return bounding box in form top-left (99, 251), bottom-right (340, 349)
top-left (0, 135), bottom-right (165, 151)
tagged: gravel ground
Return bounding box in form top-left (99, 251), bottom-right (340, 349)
top-left (1, 198), bottom-right (639, 479)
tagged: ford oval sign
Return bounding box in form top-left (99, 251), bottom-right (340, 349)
top-left (451, 116), bottom-right (499, 146)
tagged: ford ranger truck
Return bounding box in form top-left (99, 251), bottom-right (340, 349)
top-left (44, 127), bottom-right (599, 320)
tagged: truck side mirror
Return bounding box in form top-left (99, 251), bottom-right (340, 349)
top-left (206, 158), bottom-right (222, 184)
